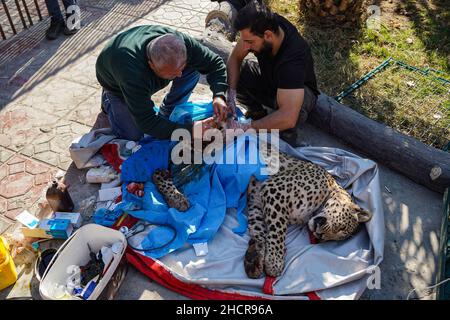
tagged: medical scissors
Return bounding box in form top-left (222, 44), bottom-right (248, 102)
top-left (119, 221), bottom-right (152, 239)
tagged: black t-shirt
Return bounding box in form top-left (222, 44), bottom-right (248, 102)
top-left (256, 14), bottom-right (319, 96)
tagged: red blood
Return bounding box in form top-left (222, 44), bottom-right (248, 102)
top-left (127, 182), bottom-right (139, 193)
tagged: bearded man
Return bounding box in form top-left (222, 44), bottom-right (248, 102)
top-left (226, 1), bottom-right (319, 144)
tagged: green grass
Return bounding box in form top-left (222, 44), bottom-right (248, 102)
top-left (267, 0), bottom-right (450, 149)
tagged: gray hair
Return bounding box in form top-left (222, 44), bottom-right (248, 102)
top-left (146, 34), bottom-right (187, 69)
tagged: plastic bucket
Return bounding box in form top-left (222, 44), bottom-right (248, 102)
top-left (0, 236), bottom-right (18, 291)
top-left (39, 224), bottom-right (127, 300)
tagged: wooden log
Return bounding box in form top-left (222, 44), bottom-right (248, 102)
top-left (201, 28), bottom-right (234, 62)
top-left (200, 10), bottom-right (450, 194)
top-left (308, 94), bottom-right (450, 193)
top-left (204, 0), bottom-right (238, 41)
top-left (201, 5), bottom-right (236, 62)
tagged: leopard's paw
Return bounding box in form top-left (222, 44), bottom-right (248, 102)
top-left (244, 239), bottom-right (265, 279)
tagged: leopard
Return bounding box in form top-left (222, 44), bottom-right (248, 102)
top-left (152, 169), bottom-right (190, 212)
top-left (244, 148), bottom-right (373, 278)
top-left (152, 134), bottom-right (372, 279)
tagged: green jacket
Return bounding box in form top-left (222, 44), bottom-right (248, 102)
top-left (96, 25), bottom-right (228, 139)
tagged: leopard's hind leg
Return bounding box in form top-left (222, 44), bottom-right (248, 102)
top-left (244, 176), bottom-right (266, 279)
top-left (261, 176), bottom-right (289, 277)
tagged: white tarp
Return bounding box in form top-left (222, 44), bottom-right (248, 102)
top-left (150, 138), bottom-right (385, 300)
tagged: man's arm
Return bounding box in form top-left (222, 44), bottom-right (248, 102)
top-left (227, 39), bottom-right (249, 90)
top-left (120, 82), bottom-right (193, 140)
top-left (183, 35), bottom-right (228, 98)
top-left (251, 88), bottom-right (304, 130)
top-left (182, 35), bottom-right (229, 120)
top-left (226, 39), bottom-right (249, 115)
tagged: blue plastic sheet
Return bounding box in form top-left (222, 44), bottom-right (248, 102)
top-left (94, 101), bottom-right (268, 258)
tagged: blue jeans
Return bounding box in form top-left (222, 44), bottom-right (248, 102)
top-left (101, 68), bottom-right (200, 141)
top-left (45, 0), bottom-right (77, 22)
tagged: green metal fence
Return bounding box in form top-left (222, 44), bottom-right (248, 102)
top-left (335, 58), bottom-right (450, 150)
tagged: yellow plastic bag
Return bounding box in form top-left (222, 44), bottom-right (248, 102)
top-left (0, 236), bottom-right (18, 291)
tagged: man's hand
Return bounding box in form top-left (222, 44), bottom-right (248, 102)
top-left (193, 117), bottom-right (218, 140)
top-left (226, 88), bottom-right (237, 116)
top-left (212, 96), bottom-right (228, 122)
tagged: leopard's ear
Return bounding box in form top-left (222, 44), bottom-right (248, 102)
top-left (356, 207), bottom-right (372, 223)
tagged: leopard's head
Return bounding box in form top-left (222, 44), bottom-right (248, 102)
top-left (308, 199), bottom-right (372, 242)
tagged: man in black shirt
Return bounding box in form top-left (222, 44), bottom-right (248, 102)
top-left (226, 1), bottom-right (319, 144)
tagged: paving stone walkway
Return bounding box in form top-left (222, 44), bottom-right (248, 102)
top-left (0, 0), bottom-right (218, 300)
top-left (0, 0), bottom-right (444, 300)
top-left (0, 0), bottom-right (218, 230)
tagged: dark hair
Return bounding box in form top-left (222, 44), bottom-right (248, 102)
top-left (233, 0), bottom-right (279, 37)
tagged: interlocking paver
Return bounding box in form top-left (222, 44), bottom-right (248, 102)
top-left (35, 121), bottom-right (92, 170)
top-left (7, 197), bottom-right (29, 211)
top-left (69, 93), bottom-right (102, 126)
top-left (0, 166), bottom-right (7, 181)
top-left (200, 0), bottom-right (219, 12)
top-left (0, 147), bottom-right (14, 165)
top-left (8, 161), bottom-right (25, 175)
top-left (1, 30), bottom-right (112, 111)
top-left (4, 207), bottom-right (24, 220)
top-left (6, 156), bottom-right (25, 165)
top-left (59, 54), bottom-right (101, 89)
top-left (34, 142), bottom-right (50, 154)
top-left (80, 6), bottom-right (145, 36)
top-left (168, 0), bottom-right (213, 13)
top-left (1, 28), bottom-right (55, 101)
top-left (0, 29), bottom-right (46, 69)
top-left (0, 215), bottom-right (13, 234)
top-left (18, 78), bottom-right (97, 119)
top-left (32, 151), bottom-right (59, 168)
top-left (0, 106), bottom-right (58, 151)
top-left (141, 5), bottom-right (200, 30)
top-left (25, 158), bottom-right (51, 175)
top-left (55, 124), bottom-right (72, 135)
top-left (0, 197), bottom-right (6, 214)
top-left (0, 172), bottom-right (34, 199)
top-left (0, 135), bottom-right (11, 149)
top-left (3, 111), bottom-right (91, 169)
top-left (0, 154), bottom-right (57, 220)
top-left (108, 0), bottom-right (169, 18)
top-left (34, 171), bottom-right (54, 186)
top-left (183, 15), bottom-right (206, 32)
top-left (82, 0), bottom-right (116, 9)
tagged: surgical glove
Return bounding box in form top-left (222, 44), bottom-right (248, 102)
top-left (227, 88), bottom-right (237, 116)
top-left (225, 118), bottom-right (252, 131)
top-left (193, 117), bottom-right (218, 140)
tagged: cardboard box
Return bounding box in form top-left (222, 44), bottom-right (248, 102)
top-left (54, 212), bottom-right (82, 228)
top-left (39, 219), bottom-right (73, 239)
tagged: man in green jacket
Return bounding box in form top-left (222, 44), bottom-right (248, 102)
top-left (96, 25), bottom-right (229, 141)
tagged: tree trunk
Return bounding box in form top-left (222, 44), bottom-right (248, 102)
top-left (309, 94), bottom-right (450, 194)
top-left (299, 0), bottom-right (367, 26)
top-left (205, 0), bottom-right (238, 41)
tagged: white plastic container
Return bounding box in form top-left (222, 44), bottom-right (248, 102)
top-left (39, 224), bottom-right (126, 300)
top-left (53, 212), bottom-right (83, 228)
